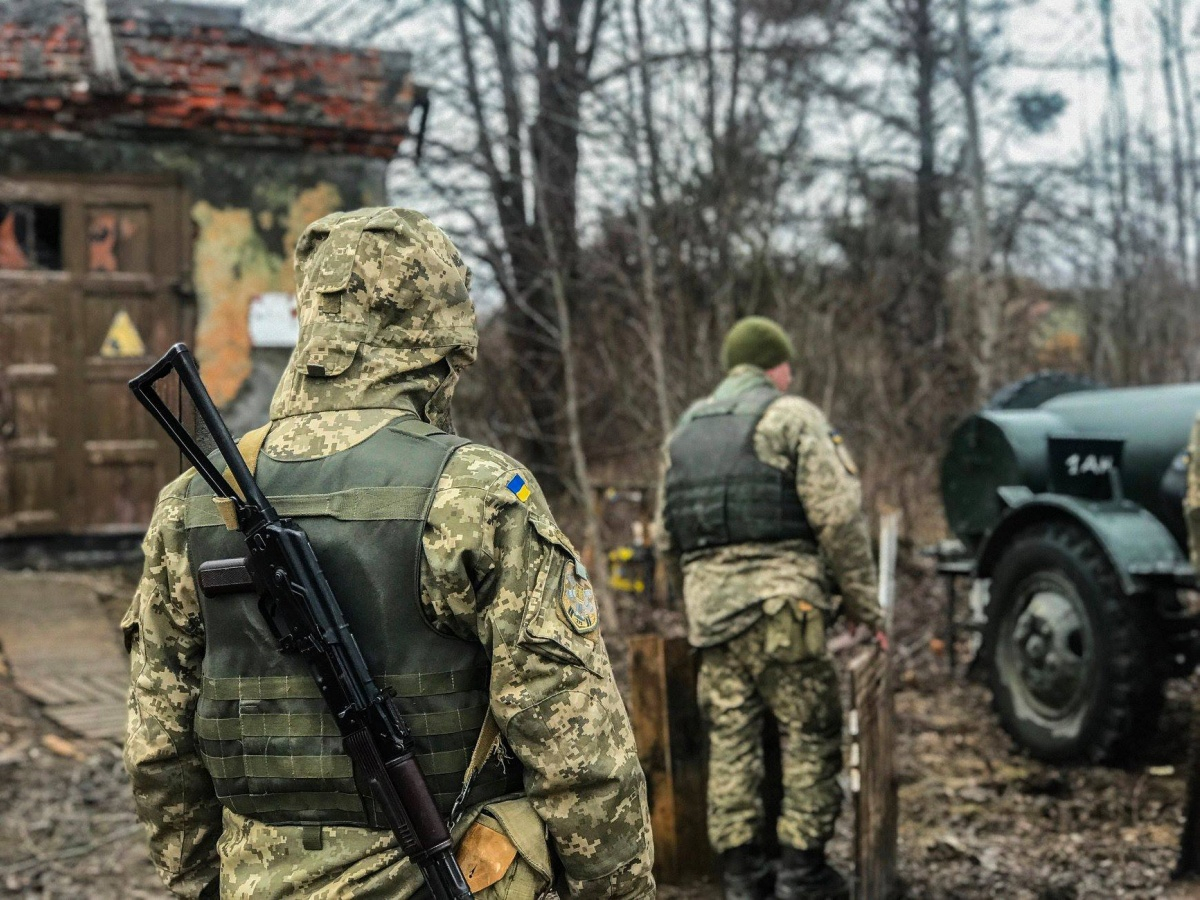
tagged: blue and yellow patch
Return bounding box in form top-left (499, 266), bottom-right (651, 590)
top-left (506, 473), bottom-right (531, 503)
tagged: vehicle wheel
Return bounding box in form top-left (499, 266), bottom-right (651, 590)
top-left (984, 521), bottom-right (1162, 763)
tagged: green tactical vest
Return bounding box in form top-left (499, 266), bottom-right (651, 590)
top-left (664, 383), bottom-right (815, 554)
top-left (183, 416), bottom-right (523, 827)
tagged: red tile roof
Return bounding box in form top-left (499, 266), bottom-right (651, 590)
top-left (0, 1), bottom-right (417, 158)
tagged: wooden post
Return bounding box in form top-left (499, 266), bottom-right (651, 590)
top-left (877, 510), bottom-right (900, 634)
top-left (1174, 692), bottom-right (1200, 879)
top-left (849, 646), bottom-right (899, 900)
top-left (628, 634), bottom-right (713, 883)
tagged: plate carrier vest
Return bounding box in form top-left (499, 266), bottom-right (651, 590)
top-left (184, 415), bottom-right (522, 827)
top-left (664, 383), bottom-right (815, 553)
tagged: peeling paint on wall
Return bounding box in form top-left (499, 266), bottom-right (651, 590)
top-left (192, 203), bottom-right (276, 407)
top-left (0, 132), bottom-right (387, 435)
top-left (192, 183), bottom-right (342, 407)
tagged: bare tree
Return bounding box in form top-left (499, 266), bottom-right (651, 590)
top-left (1097, 0), bottom-right (1134, 378)
top-left (953, 0), bottom-right (1001, 401)
top-left (448, 0), bottom-right (609, 490)
top-left (1158, 0), bottom-right (1191, 280)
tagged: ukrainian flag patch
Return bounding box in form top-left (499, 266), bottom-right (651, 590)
top-left (506, 473), bottom-right (531, 503)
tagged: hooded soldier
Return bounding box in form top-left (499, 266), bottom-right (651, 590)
top-left (124, 208), bottom-right (655, 899)
top-left (656, 316), bottom-right (884, 900)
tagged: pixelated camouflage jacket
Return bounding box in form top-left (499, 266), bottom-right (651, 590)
top-left (1187, 415), bottom-right (1200, 568)
top-left (655, 365), bottom-right (882, 648)
top-left (123, 208), bottom-right (654, 899)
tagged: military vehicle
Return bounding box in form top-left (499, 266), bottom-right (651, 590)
top-left (939, 374), bottom-right (1200, 762)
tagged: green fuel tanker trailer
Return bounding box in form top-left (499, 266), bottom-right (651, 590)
top-left (940, 375), bottom-right (1200, 762)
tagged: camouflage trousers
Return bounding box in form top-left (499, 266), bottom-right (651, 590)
top-left (697, 614), bottom-right (843, 853)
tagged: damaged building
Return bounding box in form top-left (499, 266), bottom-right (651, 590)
top-left (0, 0), bottom-right (422, 547)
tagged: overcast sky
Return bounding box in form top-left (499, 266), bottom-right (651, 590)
top-left (184, 0), bottom-right (1174, 168)
top-left (176, 0), bottom-right (1192, 292)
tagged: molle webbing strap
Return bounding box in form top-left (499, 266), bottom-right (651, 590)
top-left (195, 701), bottom-right (489, 742)
top-left (216, 774), bottom-right (521, 824)
top-left (451, 711), bottom-right (503, 824)
top-left (465, 714), bottom-right (501, 783)
top-left (199, 667), bottom-right (488, 700)
top-left (231, 793), bottom-right (369, 816)
top-left (203, 744), bottom-right (475, 781)
top-left (204, 754), bottom-right (354, 781)
top-left (190, 486), bottom-right (433, 529)
top-left (212, 423), bottom-right (272, 528)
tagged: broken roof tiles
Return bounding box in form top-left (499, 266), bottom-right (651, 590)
top-left (0, 0), bottom-right (417, 158)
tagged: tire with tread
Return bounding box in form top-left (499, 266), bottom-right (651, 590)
top-left (984, 521), bottom-right (1163, 763)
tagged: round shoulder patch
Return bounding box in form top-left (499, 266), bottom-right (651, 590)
top-left (560, 566), bottom-right (599, 634)
top-left (829, 428), bottom-right (859, 476)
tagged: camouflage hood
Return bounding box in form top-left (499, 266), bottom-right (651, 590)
top-left (269, 208), bottom-right (477, 430)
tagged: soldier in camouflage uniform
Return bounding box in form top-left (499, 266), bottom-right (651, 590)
top-left (656, 317), bottom-right (884, 900)
top-left (124, 208), bottom-right (655, 899)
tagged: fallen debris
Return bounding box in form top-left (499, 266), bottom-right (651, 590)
top-left (40, 734), bottom-right (87, 762)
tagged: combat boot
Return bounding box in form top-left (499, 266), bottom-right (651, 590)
top-left (720, 843), bottom-right (772, 900)
top-left (775, 845), bottom-right (849, 900)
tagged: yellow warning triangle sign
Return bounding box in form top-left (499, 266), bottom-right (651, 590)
top-left (99, 310), bottom-right (147, 358)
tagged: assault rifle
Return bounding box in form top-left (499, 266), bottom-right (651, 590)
top-left (130, 343), bottom-right (473, 900)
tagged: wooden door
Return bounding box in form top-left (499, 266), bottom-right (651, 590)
top-left (0, 177), bottom-right (191, 538)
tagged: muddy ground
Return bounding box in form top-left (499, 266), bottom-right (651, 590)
top-left (1, 560), bottom-right (1200, 898)
top-left (879, 555), bottom-right (1199, 900)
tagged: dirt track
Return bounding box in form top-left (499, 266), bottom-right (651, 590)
top-left (0, 666), bottom-right (165, 897)
top-left (1, 563), bottom-right (1200, 898)
top-left (892, 672), bottom-right (1195, 898)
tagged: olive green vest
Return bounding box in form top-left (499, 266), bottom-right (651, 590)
top-left (183, 416), bottom-right (522, 827)
top-left (664, 383), bottom-right (814, 553)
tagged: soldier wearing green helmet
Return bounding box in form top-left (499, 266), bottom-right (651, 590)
top-left (656, 316), bottom-right (885, 900)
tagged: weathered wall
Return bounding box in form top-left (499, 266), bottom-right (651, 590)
top-left (0, 133), bottom-right (386, 424)
top-left (0, 0), bottom-right (415, 159)
top-left (0, 0), bottom-right (413, 432)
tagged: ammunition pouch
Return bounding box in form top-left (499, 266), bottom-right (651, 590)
top-left (457, 797), bottom-right (553, 897)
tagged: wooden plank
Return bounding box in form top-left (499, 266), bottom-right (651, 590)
top-left (877, 511), bottom-right (900, 633)
top-left (0, 572), bottom-right (128, 744)
top-left (849, 646), bottom-right (898, 900)
top-left (48, 704), bottom-right (127, 740)
top-left (50, 703), bottom-right (126, 726)
top-left (629, 634), bottom-right (713, 884)
top-left (0, 175), bottom-right (190, 537)
top-left (16, 676), bottom-right (79, 706)
top-left (0, 273), bottom-right (66, 536)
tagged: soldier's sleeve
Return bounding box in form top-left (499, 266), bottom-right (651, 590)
top-left (423, 449), bottom-right (655, 900)
top-left (653, 441), bottom-right (684, 601)
top-left (764, 398), bottom-right (882, 630)
top-left (1187, 415), bottom-right (1200, 568)
top-left (122, 475), bottom-right (222, 899)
